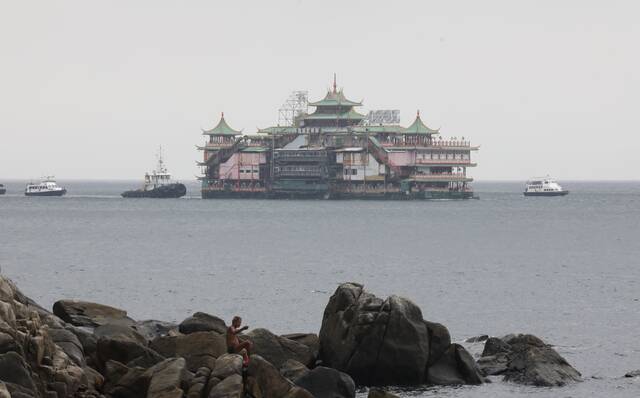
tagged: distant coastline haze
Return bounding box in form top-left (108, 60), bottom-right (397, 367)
top-left (1, 0), bottom-right (638, 180)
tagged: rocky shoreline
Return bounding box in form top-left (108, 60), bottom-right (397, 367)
top-left (0, 276), bottom-right (585, 398)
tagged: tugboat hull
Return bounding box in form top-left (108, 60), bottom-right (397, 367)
top-left (523, 191), bottom-right (569, 197)
top-left (0, 186), bottom-right (6, 195)
top-left (25, 189), bottom-right (67, 197)
top-left (122, 183), bottom-right (186, 198)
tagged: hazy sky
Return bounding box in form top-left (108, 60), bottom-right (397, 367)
top-left (1, 1), bottom-right (638, 180)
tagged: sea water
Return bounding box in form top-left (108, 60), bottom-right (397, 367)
top-left (1, 180), bottom-right (639, 397)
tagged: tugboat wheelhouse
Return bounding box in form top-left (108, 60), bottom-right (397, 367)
top-left (198, 79), bottom-right (479, 200)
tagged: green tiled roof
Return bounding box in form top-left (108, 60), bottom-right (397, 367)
top-left (304, 108), bottom-right (365, 120)
top-left (403, 112), bottom-right (439, 135)
top-left (202, 113), bottom-right (241, 136)
top-left (308, 90), bottom-right (362, 107)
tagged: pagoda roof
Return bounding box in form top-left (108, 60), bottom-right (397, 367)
top-left (308, 89), bottom-right (363, 107)
top-left (202, 113), bottom-right (241, 136)
top-left (304, 108), bottom-right (366, 120)
top-left (403, 112), bottom-right (439, 135)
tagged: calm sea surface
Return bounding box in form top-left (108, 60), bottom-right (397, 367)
top-left (1, 180), bottom-right (639, 397)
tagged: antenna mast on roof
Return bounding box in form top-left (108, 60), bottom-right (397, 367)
top-left (333, 73), bottom-right (337, 93)
top-left (277, 90), bottom-right (308, 127)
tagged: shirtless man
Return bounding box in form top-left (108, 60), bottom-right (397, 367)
top-left (226, 316), bottom-right (252, 363)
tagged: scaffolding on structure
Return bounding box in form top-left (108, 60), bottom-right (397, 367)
top-left (278, 91), bottom-right (308, 127)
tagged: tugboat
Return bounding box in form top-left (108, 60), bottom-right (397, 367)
top-left (524, 177), bottom-right (569, 197)
top-left (122, 148), bottom-right (186, 198)
top-left (0, 184), bottom-right (6, 195)
top-left (25, 177), bottom-right (67, 196)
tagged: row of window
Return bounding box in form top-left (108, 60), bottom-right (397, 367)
top-left (417, 152), bottom-right (470, 160)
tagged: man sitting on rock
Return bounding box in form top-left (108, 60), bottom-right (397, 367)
top-left (227, 316), bottom-right (252, 365)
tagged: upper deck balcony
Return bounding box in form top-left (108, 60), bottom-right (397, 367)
top-left (274, 165), bottom-right (327, 178)
top-left (409, 173), bottom-right (473, 182)
top-left (380, 139), bottom-right (478, 150)
top-left (414, 159), bottom-right (477, 166)
top-left (273, 150), bottom-right (328, 163)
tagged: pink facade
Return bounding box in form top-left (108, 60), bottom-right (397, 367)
top-left (219, 152), bottom-right (266, 180)
top-left (387, 151), bottom-right (415, 166)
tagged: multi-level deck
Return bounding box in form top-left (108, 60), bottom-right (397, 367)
top-left (199, 80), bottom-right (478, 200)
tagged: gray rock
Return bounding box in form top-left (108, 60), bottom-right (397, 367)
top-left (66, 325), bottom-right (97, 360)
top-left (208, 374), bottom-right (243, 398)
top-left (426, 344), bottom-right (484, 385)
top-left (424, 321), bottom-right (451, 366)
top-left (246, 355), bottom-right (294, 398)
top-left (105, 365), bottom-right (151, 398)
top-left (280, 359), bottom-right (309, 382)
top-left (147, 358), bottom-right (188, 398)
top-left (367, 388), bottom-right (400, 398)
top-left (0, 352), bottom-right (37, 394)
top-left (53, 299), bottom-right (134, 327)
top-left (319, 283), bottom-right (432, 385)
top-left (479, 334), bottom-right (582, 386)
top-left (95, 323), bottom-right (147, 345)
top-left (481, 337), bottom-right (511, 357)
top-left (295, 366), bottom-right (355, 398)
top-left (134, 320), bottom-right (178, 340)
top-left (211, 354), bottom-right (243, 379)
top-left (180, 312), bottom-right (227, 335)
top-left (49, 327), bottom-right (86, 366)
top-left (0, 331), bottom-right (23, 356)
top-left (187, 382), bottom-right (205, 398)
top-left (0, 382), bottom-right (10, 398)
top-left (150, 331), bottom-right (226, 372)
top-left (244, 328), bottom-right (315, 369)
top-left (281, 333), bottom-right (320, 359)
top-left (97, 335), bottom-right (165, 369)
top-left (282, 386), bottom-right (315, 398)
top-left (465, 335), bottom-right (489, 343)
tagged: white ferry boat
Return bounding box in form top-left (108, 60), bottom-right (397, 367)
top-left (25, 177), bottom-right (67, 197)
top-left (524, 177), bottom-right (568, 197)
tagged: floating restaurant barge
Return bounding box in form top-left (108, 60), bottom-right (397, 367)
top-left (198, 80), bottom-right (478, 200)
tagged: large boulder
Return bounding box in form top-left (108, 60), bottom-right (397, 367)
top-left (295, 366), bottom-right (355, 398)
top-left (150, 331), bottom-right (226, 372)
top-left (97, 335), bottom-right (165, 369)
top-left (48, 327), bottom-right (86, 367)
top-left (211, 354), bottom-right (243, 380)
top-left (280, 359), bottom-right (309, 382)
top-left (477, 334), bottom-right (581, 386)
top-left (245, 355), bottom-right (296, 398)
top-left (319, 283), bottom-right (431, 385)
top-left (53, 299), bottom-right (134, 327)
top-left (244, 328), bottom-right (315, 369)
top-left (281, 333), bottom-right (320, 360)
top-left (425, 344), bottom-right (484, 385)
top-left (0, 352), bottom-right (37, 396)
top-left (179, 312), bottom-right (226, 335)
top-left (105, 365), bottom-right (152, 398)
top-left (95, 323), bottom-right (147, 345)
top-left (424, 321), bottom-right (451, 366)
top-left (147, 357), bottom-right (188, 398)
top-left (208, 374), bottom-right (243, 398)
